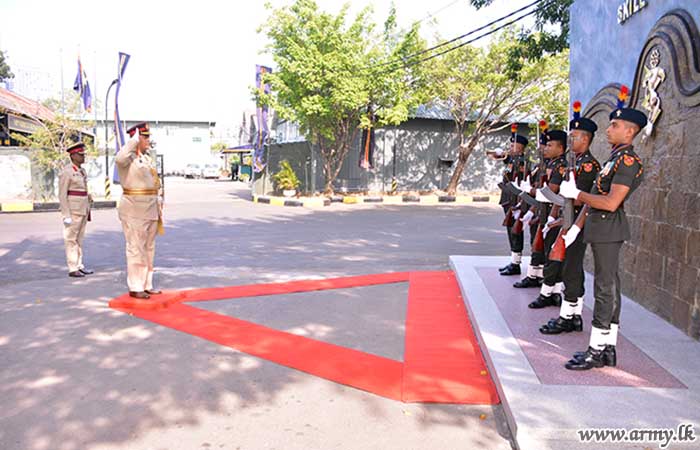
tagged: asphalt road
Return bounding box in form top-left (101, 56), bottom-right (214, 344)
top-left (0, 178), bottom-right (515, 450)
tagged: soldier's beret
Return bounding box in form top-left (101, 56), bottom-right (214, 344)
top-left (127, 122), bottom-right (151, 137)
top-left (569, 117), bottom-right (598, 134)
top-left (609, 107), bottom-right (648, 129)
top-left (510, 134), bottom-right (528, 146)
top-left (66, 142), bottom-right (86, 154)
top-left (547, 129), bottom-right (567, 145)
top-left (539, 131), bottom-right (549, 146)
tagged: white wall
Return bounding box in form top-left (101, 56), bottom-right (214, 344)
top-left (0, 154), bottom-right (32, 200)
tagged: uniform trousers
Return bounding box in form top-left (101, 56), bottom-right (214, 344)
top-left (63, 212), bottom-right (88, 272)
top-left (120, 216), bottom-right (158, 292)
top-left (561, 230), bottom-right (587, 303)
top-left (590, 241), bottom-right (623, 330)
top-left (542, 226), bottom-right (563, 286)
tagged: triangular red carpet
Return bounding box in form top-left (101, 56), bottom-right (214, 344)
top-left (109, 271), bottom-right (499, 404)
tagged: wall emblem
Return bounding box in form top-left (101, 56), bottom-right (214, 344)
top-left (641, 48), bottom-right (666, 141)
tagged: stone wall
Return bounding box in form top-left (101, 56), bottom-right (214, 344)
top-left (581, 10), bottom-right (700, 339)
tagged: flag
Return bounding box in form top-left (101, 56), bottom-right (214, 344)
top-left (112, 52), bottom-right (130, 184)
top-left (73, 57), bottom-right (92, 113)
top-left (359, 128), bottom-right (375, 170)
top-left (253, 65), bottom-right (272, 173)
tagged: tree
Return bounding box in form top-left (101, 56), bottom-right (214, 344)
top-left (470, 0), bottom-right (573, 60)
top-left (257, 0), bottom-right (426, 194)
top-left (0, 50), bottom-right (13, 83)
top-left (427, 31), bottom-right (569, 195)
top-left (12, 91), bottom-right (96, 200)
top-left (211, 141), bottom-right (227, 154)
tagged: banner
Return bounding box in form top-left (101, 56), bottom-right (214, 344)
top-left (253, 65), bottom-right (272, 173)
top-left (359, 128), bottom-right (375, 170)
top-left (112, 52), bottom-right (130, 183)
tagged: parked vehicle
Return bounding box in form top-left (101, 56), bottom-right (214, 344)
top-left (202, 164), bottom-right (219, 179)
top-left (184, 163), bottom-right (202, 179)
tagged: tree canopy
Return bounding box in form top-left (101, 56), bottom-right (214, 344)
top-left (0, 50), bottom-right (13, 83)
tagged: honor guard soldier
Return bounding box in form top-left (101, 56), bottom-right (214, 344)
top-left (529, 129), bottom-right (568, 308)
top-left (558, 86), bottom-right (647, 370)
top-left (497, 126), bottom-right (528, 276)
top-left (540, 102), bottom-right (601, 334)
top-left (514, 121), bottom-right (550, 288)
top-left (58, 142), bottom-right (94, 277)
top-left (116, 122), bottom-right (163, 299)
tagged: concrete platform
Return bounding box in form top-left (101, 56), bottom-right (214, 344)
top-left (450, 255), bottom-right (700, 450)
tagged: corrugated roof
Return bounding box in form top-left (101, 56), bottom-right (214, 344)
top-left (0, 87), bottom-right (55, 122)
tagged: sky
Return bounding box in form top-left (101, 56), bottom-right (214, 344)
top-left (0, 0), bottom-right (533, 139)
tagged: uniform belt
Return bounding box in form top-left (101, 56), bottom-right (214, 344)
top-left (67, 190), bottom-right (88, 197)
top-left (122, 188), bottom-right (158, 196)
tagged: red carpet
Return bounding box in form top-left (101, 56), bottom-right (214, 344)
top-left (109, 271), bottom-right (499, 404)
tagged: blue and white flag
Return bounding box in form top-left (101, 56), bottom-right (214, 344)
top-left (112, 52), bottom-right (130, 183)
top-left (253, 65), bottom-right (272, 173)
top-left (73, 57), bottom-right (92, 113)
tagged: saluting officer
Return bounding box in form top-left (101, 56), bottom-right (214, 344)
top-left (58, 142), bottom-right (94, 277)
top-left (116, 122), bottom-right (163, 299)
top-left (559, 86), bottom-right (647, 370)
top-left (540, 103), bottom-right (601, 334)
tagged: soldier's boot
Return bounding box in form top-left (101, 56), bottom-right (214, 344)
top-left (565, 347), bottom-right (606, 370)
top-left (572, 314), bottom-right (583, 332)
top-left (68, 271), bottom-right (85, 278)
top-left (513, 275), bottom-right (542, 288)
top-left (566, 326), bottom-right (610, 370)
top-left (573, 345), bottom-right (616, 367)
top-left (500, 263), bottom-right (521, 276)
top-left (528, 293), bottom-right (560, 309)
top-left (540, 316), bottom-right (578, 334)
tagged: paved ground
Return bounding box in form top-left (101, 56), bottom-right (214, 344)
top-left (0, 178), bottom-right (514, 450)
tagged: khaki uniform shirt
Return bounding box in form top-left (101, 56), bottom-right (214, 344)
top-left (116, 140), bottom-right (160, 221)
top-left (58, 163), bottom-right (90, 218)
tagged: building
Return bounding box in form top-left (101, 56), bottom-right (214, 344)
top-left (95, 119), bottom-right (216, 176)
top-left (570, 0), bottom-right (700, 339)
top-left (255, 105), bottom-right (532, 196)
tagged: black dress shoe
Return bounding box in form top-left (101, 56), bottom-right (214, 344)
top-left (528, 293), bottom-right (561, 309)
top-left (144, 289), bottom-right (162, 295)
top-left (544, 314), bottom-right (583, 331)
top-left (499, 263), bottom-right (512, 272)
top-left (513, 276), bottom-right (542, 288)
top-left (540, 316), bottom-right (579, 334)
top-left (574, 345), bottom-right (616, 367)
top-left (129, 291), bottom-right (151, 299)
top-left (565, 347), bottom-right (606, 370)
top-left (79, 268), bottom-right (94, 275)
top-left (68, 271), bottom-right (85, 278)
top-left (500, 264), bottom-right (521, 276)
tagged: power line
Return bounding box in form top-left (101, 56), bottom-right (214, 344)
top-left (364, 0), bottom-right (546, 72)
top-left (386, 0), bottom-right (554, 73)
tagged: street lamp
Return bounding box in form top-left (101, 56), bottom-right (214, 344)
top-left (104, 78), bottom-right (118, 199)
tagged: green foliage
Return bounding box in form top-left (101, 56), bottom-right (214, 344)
top-left (470, 0), bottom-right (573, 60)
top-left (427, 30), bottom-right (569, 194)
top-left (272, 159), bottom-right (300, 190)
top-left (0, 50), bottom-right (13, 82)
top-left (257, 0), bottom-right (427, 193)
top-left (211, 141), bottom-right (228, 154)
top-left (12, 91), bottom-right (96, 189)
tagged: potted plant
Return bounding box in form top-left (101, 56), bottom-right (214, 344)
top-left (272, 160), bottom-right (300, 197)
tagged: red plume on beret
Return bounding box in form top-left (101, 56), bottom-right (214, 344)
top-left (510, 123), bottom-right (518, 134)
top-left (573, 101), bottom-right (582, 120)
top-left (617, 85), bottom-right (629, 109)
top-left (538, 119), bottom-right (548, 130)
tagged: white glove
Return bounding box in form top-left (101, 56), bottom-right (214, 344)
top-left (559, 171), bottom-right (581, 199)
top-left (521, 177), bottom-right (532, 192)
top-left (542, 216), bottom-right (555, 236)
top-left (535, 188), bottom-right (551, 203)
top-left (512, 210), bottom-right (521, 221)
top-left (520, 210), bottom-right (534, 224)
top-left (563, 225), bottom-right (581, 248)
top-left (63, 217), bottom-right (73, 226)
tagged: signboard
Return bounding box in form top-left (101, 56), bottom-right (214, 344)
top-left (618, 0), bottom-right (648, 25)
top-left (7, 113), bottom-right (41, 134)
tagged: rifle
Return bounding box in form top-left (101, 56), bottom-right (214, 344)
top-left (548, 132), bottom-right (577, 262)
